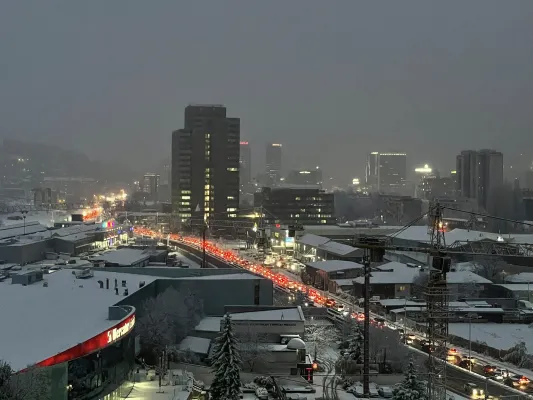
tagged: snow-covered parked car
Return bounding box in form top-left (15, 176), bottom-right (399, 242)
top-left (255, 387), bottom-right (268, 399)
top-left (378, 386), bottom-right (393, 398)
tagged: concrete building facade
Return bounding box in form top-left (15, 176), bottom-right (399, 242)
top-left (172, 104), bottom-right (240, 225)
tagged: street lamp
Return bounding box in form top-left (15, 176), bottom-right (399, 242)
top-left (21, 210), bottom-right (28, 234)
top-left (467, 312), bottom-right (478, 370)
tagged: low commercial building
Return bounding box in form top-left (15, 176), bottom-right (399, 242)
top-left (0, 222), bottom-right (132, 264)
top-left (304, 260), bottom-right (363, 292)
top-left (352, 262), bottom-right (492, 300)
top-left (294, 233), bottom-right (364, 262)
top-left (192, 306), bottom-right (307, 372)
top-left (1, 265), bottom-right (274, 399)
top-left (90, 248), bottom-right (154, 268)
top-left (254, 185), bottom-right (336, 226)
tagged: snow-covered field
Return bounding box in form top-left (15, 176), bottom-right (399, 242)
top-left (449, 322), bottom-right (533, 352)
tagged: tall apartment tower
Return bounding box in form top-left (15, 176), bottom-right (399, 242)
top-left (456, 149), bottom-right (503, 211)
top-left (265, 143), bottom-right (282, 185)
top-left (239, 141), bottom-right (252, 194)
top-left (172, 104), bottom-right (240, 224)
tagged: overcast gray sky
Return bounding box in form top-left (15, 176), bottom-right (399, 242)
top-left (1, 1), bottom-right (532, 185)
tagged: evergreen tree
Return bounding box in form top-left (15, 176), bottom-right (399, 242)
top-left (342, 319), bottom-right (364, 363)
top-left (392, 359), bottom-right (427, 400)
top-left (210, 314), bottom-right (242, 400)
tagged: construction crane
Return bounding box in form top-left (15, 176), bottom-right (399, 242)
top-left (350, 203), bottom-right (533, 400)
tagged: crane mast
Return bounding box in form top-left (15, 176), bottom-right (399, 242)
top-left (426, 203), bottom-right (450, 400)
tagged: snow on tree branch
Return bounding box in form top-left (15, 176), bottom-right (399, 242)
top-left (0, 361), bottom-right (51, 400)
top-left (238, 323), bottom-right (270, 372)
top-left (136, 285), bottom-right (204, 362)
top-left (392, 357), bottom-right (428, 400)
top-left (305, 324), bottom-right (338, 363)
top-left (210, 314), bottom-right (242, 400)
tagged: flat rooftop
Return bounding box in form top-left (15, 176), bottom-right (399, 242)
top-left (195, 307), bottom-right (304, 332)
top-left (91, 248), bottom-right (152, 266)
top-left (0, 269), bottom-right (156, 371)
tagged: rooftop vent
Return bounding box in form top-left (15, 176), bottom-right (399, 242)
top-left (139, 281), bottom-right (145, 288)
top-left (74, 268), bottom-right (94, 279)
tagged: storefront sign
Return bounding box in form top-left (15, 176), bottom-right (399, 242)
top-left (37, 313), bottom-right (136, 367)
top-left (107, 315), bottom-right (135, 344)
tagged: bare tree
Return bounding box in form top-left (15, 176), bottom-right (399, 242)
top-left (1, 361), bottom-right (51, 400)
top-left (238, 324), bottom-right (270, 372)
top-left (305, 324), bottom-right (338, 362)
top-left (368, 325), bottom-right (408, 372)
top-left (136, 285), bottom-right (204, 363)
top-left (471, 257), bottom-right (506, 283)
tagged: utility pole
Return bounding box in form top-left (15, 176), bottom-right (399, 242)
top-left (202, 222), bottom-right (207, 268)
top-left (363, 251), bottom-right (371, 397)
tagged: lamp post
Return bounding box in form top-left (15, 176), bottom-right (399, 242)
top-left (467, 312), bottom-right (478, 370)
top-left (21, 210), bottom-right (28, 234)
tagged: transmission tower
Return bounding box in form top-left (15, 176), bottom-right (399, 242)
top-left (426, 203), bottom-right (450, 400)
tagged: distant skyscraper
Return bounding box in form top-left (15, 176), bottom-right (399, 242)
top-left (365, 152), bottom-right (380, 186)
top-left (142, 173), bottom-right (160, 197)
top-left (366, 152), bottom-right (407, 193)
top-left (286, 167), bottom-right (323, 187)
top-left (239, 141), bottom-right (252, 194)
top-left (265, 143), bottom-right (282, 185)
top-left (172, 104), bottom-right (240, 223)
top-left (456, 149), bottom-right (503, 211)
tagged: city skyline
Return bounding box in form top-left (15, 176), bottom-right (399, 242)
top-left (2, 1), bottom-right (533, 186)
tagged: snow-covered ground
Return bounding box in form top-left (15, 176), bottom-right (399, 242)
top-left (448, 322), bottom-right (533, 352)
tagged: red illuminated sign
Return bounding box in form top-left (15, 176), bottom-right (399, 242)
top-left (240, 141), bottom-right (249, 145)
top-left (36, 314), bottom-right (135, 367)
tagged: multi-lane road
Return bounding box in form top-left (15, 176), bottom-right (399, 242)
top-left (134, 229), bottom-right (532, 399)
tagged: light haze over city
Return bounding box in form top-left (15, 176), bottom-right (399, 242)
top-left (2, 0), bottom-right (533, 185)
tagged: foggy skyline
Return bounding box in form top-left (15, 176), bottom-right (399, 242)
top-left (1, 1), bottom-right (533, 185)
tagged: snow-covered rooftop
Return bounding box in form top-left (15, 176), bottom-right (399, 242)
top-left (306, 260), bottom-right (363, 273)
top-left (505, 273), bottom-right (533, 283)
top-left (195, 307), bottom-right (304, 333)
top-left (0, 269), bottom-right (157, 371)
top-left (331, 278), bottom-right (356, 287)
top-left (178, 273), bottom-right (261, 280)
top-left (446, 271), bottom-right (492, 284)
top-left (495, 283), bottom-right (533, 292)
top-left (230, 307), bottom-right (303, 321)
top-left (296, 234), bottom-right (330, 247)
top-left (91, 248), bottom-right (151, 266)
top-left (390, 226), bottom-right (533, 245)
top-left (354, 262), bottom-right (491, 285)
top-left (179, 336), bottom-right (211, 355)
top-left (0, 221), bottom-right (48, 240)
top-left (318, 240), bottom-right (360, 256)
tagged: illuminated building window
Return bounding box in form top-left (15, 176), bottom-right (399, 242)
top-left (227, 196), bottom-right (235, 200)
top-left (227, 208), bottom-right (237, 212)
top-left (227, 167), bottom-right (238, 172)
top-left (228, 213), bottom-right (237, 218)
top-left (181, 190), bottom-right (191, 194)
top-left (181, 196), bottom-right (191, 200)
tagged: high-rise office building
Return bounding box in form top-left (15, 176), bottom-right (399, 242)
top-left (366, 152), bottom-right (407, 193)
top-left (239, 141), bottom-right (252, 194)
top-left (142, 173), bottom-right (160, 197)
top-left (172, 104), bottom-right (240, 223)
top-left (265, 143), bottom-right (282, 185)
top-left (456, 149), bottom-right (503, 211)
top-left (365, 152), bottom-right (380, 186)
